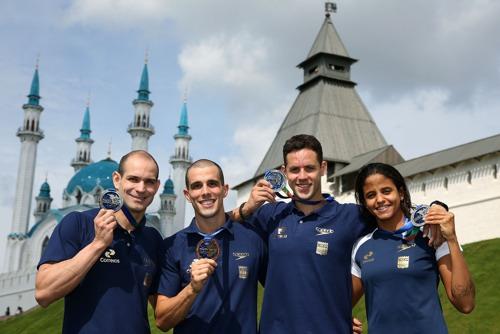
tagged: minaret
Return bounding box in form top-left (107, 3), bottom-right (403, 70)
top-left (170, 99), bottom-right (192, 232)
top-left (71, 102), bottom-right (94, 172)
top-left (128, 57), bottom-right (154, 151)
top-left (34, 179), bottom-right (53, 221)
top-left (5, 64), bottom-right (45, 272)
top-left (158, 177), bottom-right (176, 237)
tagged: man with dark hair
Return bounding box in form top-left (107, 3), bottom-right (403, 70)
top-left (155, 159), bottom-right (266, 334)
top-left (36, 150), bottom-right (163, 333)
top-left (184, 158), bottom-right (225, 188)
top-left (282, 133), bottom-right (323, 163)
top-left (235, 134), bottom-right (444, 334)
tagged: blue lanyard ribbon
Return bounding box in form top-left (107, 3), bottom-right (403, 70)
top-left (378, 218), bottom-right (419, 239)
top-left (197, 226), bottom-right (224, 242)
top-left (276, 193), bottom-right (333, 205)
top-left (121, 205), bottom-right (146, 229)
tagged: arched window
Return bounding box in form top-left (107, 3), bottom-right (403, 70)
top-left (493, 164), bottom-right (498, 179)
top-left (75, 189), bottom-right (82, 204)
top-left (41, 236), bottom-right (50, 255)
top-left (31, 119), bottom-right (35, 131)
top-left (444, 177), bottom-right (448, 190)
top-left (467, 171), bottom-right (472, 184)
top-left (94, 188), bottom-right (102, 203)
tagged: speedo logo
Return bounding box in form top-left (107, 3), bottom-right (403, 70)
top-left (233, 252), bottom-right (250, 260)
top-left (100, 248), bottom-right (120, 263)
top-left (315, 227), bottom-right (334, 236)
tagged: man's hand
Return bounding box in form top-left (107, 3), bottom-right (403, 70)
top-left (352, 317), bottom-right (363, 334)
top-left (244, 179), bottom-right (276, 214)
top-left (93, 209), bottom-right (117, 249)
top-left (189, 259), bottom-right (217, 294)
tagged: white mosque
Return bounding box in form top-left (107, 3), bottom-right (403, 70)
top-left (0, 61), bottom-right (192, 311)
top-left (1, 2), bottom-right (500, 313)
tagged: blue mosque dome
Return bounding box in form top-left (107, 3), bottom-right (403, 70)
top-left (66, 158), bottom-right (118, 194)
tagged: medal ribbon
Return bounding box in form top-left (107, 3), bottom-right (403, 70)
top-left (276, 192), bottom-right (334, 205)
top-left (121, 205), bottom-right (146, 229)
top-left (379, 217), bottom-right (420, 241)
top-left (197, 227), bottom-right (224, 243)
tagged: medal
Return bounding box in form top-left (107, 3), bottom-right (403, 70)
top-left (410, 204), bottom-right (429, 227)
top-left (99, 189), bottom-right (123, 212)
top-left (195, 227), bottom-right (224, 260)
top-left (196, 238), bottom-right (220, 260)
top-left (263, 169), bottom-right (294, 199)
top-left (264, 169), bottom-right (287, 192)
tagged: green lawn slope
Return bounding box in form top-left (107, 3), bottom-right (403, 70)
top-left (1, 238), bottom-right (498, 333)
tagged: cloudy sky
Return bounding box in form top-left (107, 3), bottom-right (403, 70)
top-left (1, 0), bottom-right (499, 268)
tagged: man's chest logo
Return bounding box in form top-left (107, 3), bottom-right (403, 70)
top-left (315, 227), bottom-right (334, 236)
top-left (100, 248), bottom-right (120, 263)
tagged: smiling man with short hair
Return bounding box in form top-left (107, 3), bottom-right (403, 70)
top-left (154, 159), bottom-right (267, 334)
top-left (35, 150), bottom-right (163, 334)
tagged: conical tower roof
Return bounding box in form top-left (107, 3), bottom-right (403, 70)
top-left (80, 106), bottom-right (91, 139)
top-left (253, 9), bottom-right (386, 176)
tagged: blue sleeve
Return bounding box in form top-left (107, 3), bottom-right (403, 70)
top-left (37, 211), bottom-right (85, 269)
top-left (246, 202), bottom-right (289, 238)
top-left (157, 236), bottom-right (183, 297)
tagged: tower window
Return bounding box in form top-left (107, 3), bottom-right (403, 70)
top-left (329, 64), bottom-right (345, 72)
top-left (308, 66), bottom-right (319, 75)
top-left (41, 236), bottom-right (49, 255)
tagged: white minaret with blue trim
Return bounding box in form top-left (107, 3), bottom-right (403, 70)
top-left (128, 59), bottom-right (154, 151)
top-left (170, 100), bottom-right (192, 233)
top-left (158, 177), bottom-right (176, 237)
top-left (5, 66), bottom-right (45, 272)
top-left (34, 179), bottom-right (53, 221)
top-left (71, 103), bottom-right (94, 172)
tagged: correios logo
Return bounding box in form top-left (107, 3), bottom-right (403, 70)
top-left (105, 249), bottom-right (115, 258)
top-left (100, 248), bottom-right (120, 263)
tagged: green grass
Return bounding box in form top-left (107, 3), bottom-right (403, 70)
top-left (2, 239), bottom-right (498, 333)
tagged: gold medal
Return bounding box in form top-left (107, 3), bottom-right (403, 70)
top-left (195, 238), bottom-right (220, 260)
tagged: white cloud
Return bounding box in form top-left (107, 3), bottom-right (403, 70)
top-left (220, 96), bottom-right (292, 185)
top-left (63, 0), bottom-right (173, 28)
top-left (178, 32), bottom-right (271, 92)
top-left (369, 87), bottom-right (500, 159)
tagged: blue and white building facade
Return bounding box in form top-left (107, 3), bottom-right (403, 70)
top-left (0, 62), bottom-right (189, 312)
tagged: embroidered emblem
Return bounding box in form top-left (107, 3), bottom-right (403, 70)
top-left (397, 256), bottom-right (410, 269)
top-left (316, 241), bottom-right (328, 255)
